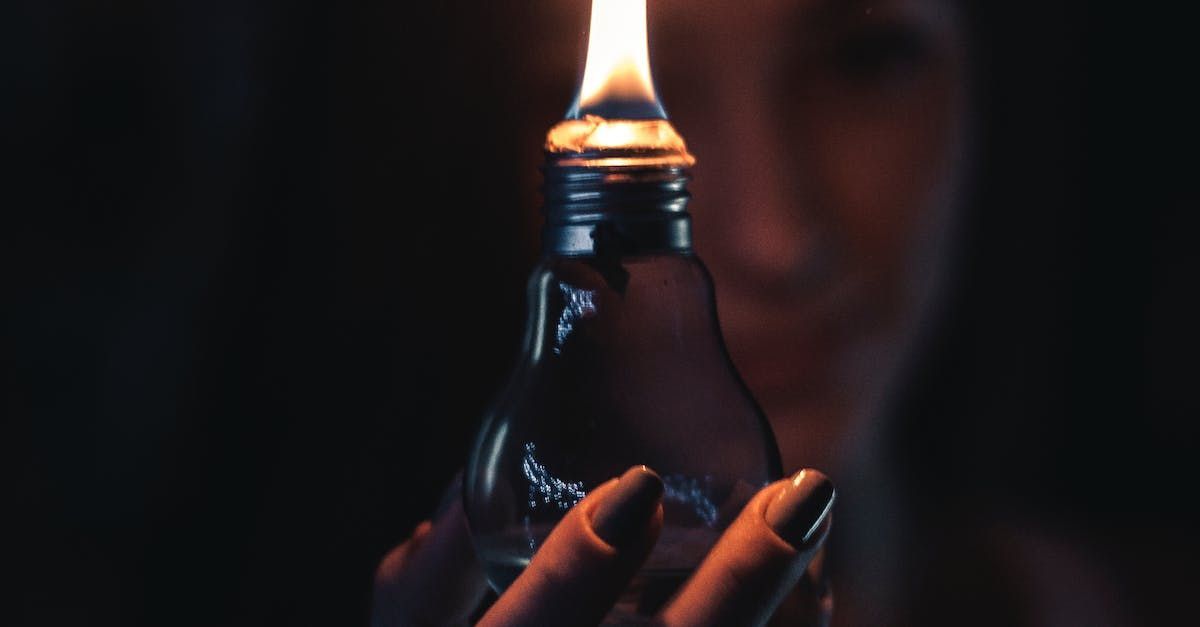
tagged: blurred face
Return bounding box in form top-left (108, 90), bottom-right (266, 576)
top-left (652, 0), bottom-right (968, 470)
top-left (520, 0), bottom-right (968, 472)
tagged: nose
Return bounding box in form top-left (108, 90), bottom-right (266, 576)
top-left (697, 69), bottom-right (822, 291)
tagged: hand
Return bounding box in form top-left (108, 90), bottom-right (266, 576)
top-left (371, 467), bottom-right (835, 626)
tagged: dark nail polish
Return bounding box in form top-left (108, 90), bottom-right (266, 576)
top-left (765, 469), bottom-right (836, 547)
top-left (590, 466), bottom-right (664, 547)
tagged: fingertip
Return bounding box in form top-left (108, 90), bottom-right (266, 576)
top-left (589, 465), bottom-right (665, 548)
top-left (764, 468), bottom-right (835, 549)
top-left (657, 470), bottom-right (836, 626)
top-left (478, 467), bottom-right (663, 626)
top-left (413, 519), bottom-right (434, 539)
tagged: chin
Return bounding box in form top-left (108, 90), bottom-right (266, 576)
top-left (748, 330), bottom-right (908, 473)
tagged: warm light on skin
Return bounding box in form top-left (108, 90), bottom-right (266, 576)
top-left (571, 0), bottom-right (663, 119)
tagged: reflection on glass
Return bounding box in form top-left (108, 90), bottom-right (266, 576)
top-left (554, 282), bottom-right (598, 355)
top-left (521, 442), bottom-right (587, 510)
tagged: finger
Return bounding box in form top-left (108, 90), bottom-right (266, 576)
top-left (478, 466), bottom-right (664, 627)
top-left (372, 479), bottom-right (489, 626)
top-left (660, 469), bottom-right (835, 627)
top-left (767, 548), bottom-right (834, 627)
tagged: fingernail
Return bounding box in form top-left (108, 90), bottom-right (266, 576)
top-left (765, 469), bottom-right (836, 547)
top-left (590, 466), bottom-right (664, 547)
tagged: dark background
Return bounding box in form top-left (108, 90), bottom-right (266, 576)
top-left (3, 1), bottom-right (1193, 625)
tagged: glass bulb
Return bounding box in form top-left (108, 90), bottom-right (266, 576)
top-left (465, 1), bottom-right (779, 616)
top-left (465, 250), bottom-right (782, 615)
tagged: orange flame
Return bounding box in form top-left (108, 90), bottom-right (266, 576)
top-left (550, 0), bottom-right (693, 166)
top-left (569, 0), bottom-right (663, 119)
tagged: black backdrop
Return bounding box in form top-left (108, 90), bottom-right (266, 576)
top-left (3, 1), bottom-right (1193, 625)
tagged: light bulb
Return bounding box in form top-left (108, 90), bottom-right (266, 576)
top-left (464, 0), bottom-right (782, 618)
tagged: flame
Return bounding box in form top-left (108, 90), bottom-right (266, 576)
top-left (569, 0), bottom-right (664, 120)
top-left (549, 0), bottom-right (694, 166)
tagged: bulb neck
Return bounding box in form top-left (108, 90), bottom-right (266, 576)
top-left (541, 150), bottom-right (693, 257)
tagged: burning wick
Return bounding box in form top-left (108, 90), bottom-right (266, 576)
top-left (551, 0), bottom-right (694, 167)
